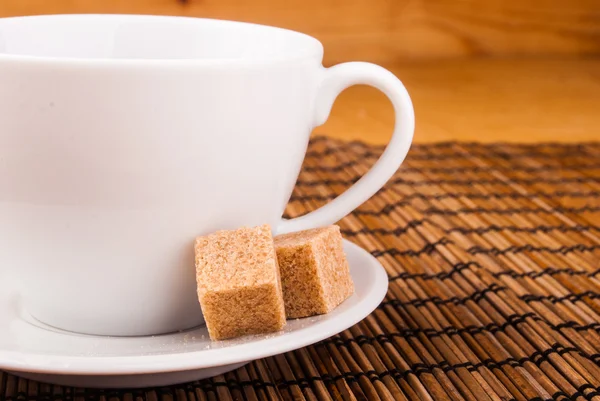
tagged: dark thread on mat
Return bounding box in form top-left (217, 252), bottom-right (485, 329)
top-left (327, 137), bottom-right (592, 152)
top-left (318, 312), bottom-right (548, 344)
top-left (308, 136), bottom-right (330, 144)
top-left (553, 321), bottom-right (600, 332)
top-left (303, 160), bottom-right (365, 173)
top-left (390, 265), bottom-right (600, 283)
top-left (303, 160), bottom-right (600, 174)
top-left (156, 388), bottom-right (177, 397)
top-left (370, 238), bottom-right (451, 258)
top-left (378, 284), bottom-right (506, 308)
top-left (352, 201), bottom-right (414, 216)
top-left (520, 291), bottom-right (600, 304)
top-left (4, 390), bottom-right (127, 401)
top-left (569, 384), bottom-right (600, 401)
top-left (452, 142), bottom-right (590, 149)
top-left (295, 177), bottom-right (362, 188)
top-left (1, 393), bottom-right (74, 401)
top-left (492, 267), bottom-right (600, 280)
top-left (319, 340), bottom-right (592, 372)
top-left (279, 345), bottom-right (596, 394)
top-left (418, 163), bottom-right (600, 174)
top-left (274, 370), bottom-right (384, 388)
top-left (422, 205), bottom-right (600, 217)
top-left (447, 224), bottom-right (600, 235)
top-left (468, 244), bottom-right (600, 256)
top-left (431, 190), bottom-right (600, 201)
top-left (389, 262), bottom-right (481, 281)
top-left (364, 145), bottom-right (592, 162)
top-left (272, 367), bottom-right (439, 390)
top-left (340, 219), bottom-right (429, 237)
top-left (550, 391), bottom-right (571, 401)
top-left (304, 144), bottom-right (588, 161)
top-left (341, 328), bottom-right (600, 366)
top-left (305, 200), bottom-right (600, 218)
top-left (304, 147), bottom-right (351, 158)
top-left (356, 204), bottom-right (600, 218)
top-left (374, 306), bottom-right (600, 335)
top-left (411, 150), bottom-right (586, 161)
top-left (210, 379), bottom-right (277, 391)
top-left (67, 380), bottom-right (278, 399)
top-left (1, 379), bottom-right (280, 401)
top-left (184, 379), bottom-right (279, 395)
top-left (293, 176), bottom-right (600, 188)
top-left (290, 190), bottom-right (600, 204)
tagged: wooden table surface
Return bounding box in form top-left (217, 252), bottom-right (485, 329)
top-left (314, 58), bottom-right (600, 144)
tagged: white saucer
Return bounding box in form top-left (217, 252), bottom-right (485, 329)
top-left (0, 240), bottom-right (388, 388)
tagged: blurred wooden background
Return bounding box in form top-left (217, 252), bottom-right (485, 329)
top-left (2, 0), bottom-right (599, 143)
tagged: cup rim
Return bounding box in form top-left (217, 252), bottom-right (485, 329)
top-left (0, 14), bottom-right (324, 66)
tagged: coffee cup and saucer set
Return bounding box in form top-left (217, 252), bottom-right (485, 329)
top-left (0, 14), bottom-right (414, 388)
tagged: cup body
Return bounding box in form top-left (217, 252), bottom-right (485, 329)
top-left (0, 15), bottom-right (323, 336)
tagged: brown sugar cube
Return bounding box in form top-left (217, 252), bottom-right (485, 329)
top-left (274, 225), bottom-right (354, 319)
top-left (195, 224), bottom-right (286, 340)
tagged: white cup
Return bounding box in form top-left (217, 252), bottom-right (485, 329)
top-left (0, 14), bottom-right (414, 336)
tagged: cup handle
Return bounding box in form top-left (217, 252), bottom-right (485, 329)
top-left (276, 62), bottom-right (415, 235)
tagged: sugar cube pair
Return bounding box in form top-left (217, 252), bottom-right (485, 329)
top-left (195, 225), bottom-right (354, 340)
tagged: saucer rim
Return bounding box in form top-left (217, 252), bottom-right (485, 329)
top-left (0, 240), bottom-right (388, 375)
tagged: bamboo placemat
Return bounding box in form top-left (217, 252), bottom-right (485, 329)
top-left (2, 137), bottom-right (600, 401)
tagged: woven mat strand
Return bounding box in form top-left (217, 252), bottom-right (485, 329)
top-left (2, 137), bottom-right (600, 401)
